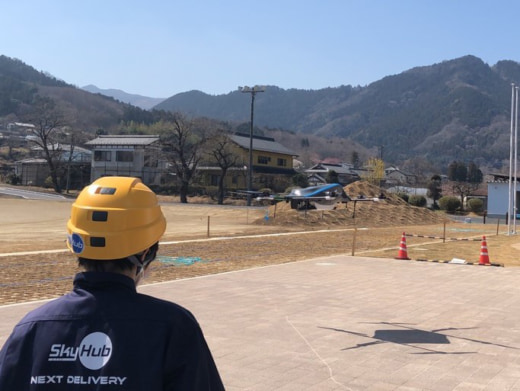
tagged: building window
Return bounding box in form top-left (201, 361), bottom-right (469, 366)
top-left (258, 156), bottom-right (270, 164)
top-left (116, 151), bottom-right (134, 162)
top-left (210, 175), bottom-right (219, 186)
top-left (232, 176), bottom-right (238, 184)
top-left (277, 158), bottom-right (287, 167)
top-left (94, 150), bottom-right (111, 161)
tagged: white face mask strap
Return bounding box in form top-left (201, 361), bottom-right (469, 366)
top-left (127, 255), bottom-right (145, 280)
top-left (135, 265), bottom-right (146, 284)
top-left (128, 250), bottom-right (155, 284)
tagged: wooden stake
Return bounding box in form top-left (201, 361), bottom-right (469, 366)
top-left (351, 227), bottom-right (357, 256)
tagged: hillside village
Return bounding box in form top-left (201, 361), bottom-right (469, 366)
top-left (2, 54), bottom-right (520, 219)
top-left (1, 120), bottom-right (501, 216)
top-left (1, 122), bottom-right (389, 191)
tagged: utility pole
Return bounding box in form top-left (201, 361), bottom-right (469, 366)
top-left (238, 85), bottom-right (265, 206)
top-left (508, 83), bottom-right (518, 235)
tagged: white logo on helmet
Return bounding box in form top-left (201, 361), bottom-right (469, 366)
top-left (69, 233), bottom-right (84, 254)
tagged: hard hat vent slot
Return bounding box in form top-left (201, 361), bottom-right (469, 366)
top-left (95, 187), bottom-right (116, 195)
top-left (92, 211), bottom-right (108, 222)
top-left (90, 237), bottom-right (106, 247)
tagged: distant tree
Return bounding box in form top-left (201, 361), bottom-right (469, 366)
top-left (325, 170), bottom-right (339, 183)
top-left (452, 181), bottom-right (480, 211)
top-left (401, 157), bottom-right (439, 186)
top-left (350, 151), bottom-right (360, 168)
top-left (22, 96), bottom-right (67, 193)
top-left (160, 113), bottom-right (207, 203)
top-left (447, 161), bottom-right (468, 182)
top-left (467, 161), bottom-right (483, 183)
top-left (205, 130), bottom-right (240, 205)
top-left (122, 105), bottom-right (154, 125)
top-left (427, 174), bottom-right (443, 208)
top-left (447, 161), bottom-right (483, 210)
top-left (4, 137), bottom-right (18, 160)
top-left (362, 158), bottom-right (385, 187)
top-left (62, 128), bottom-right (89, 193)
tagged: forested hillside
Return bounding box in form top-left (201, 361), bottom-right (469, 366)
top-left (0, 56), bottom-right (126, 131)
top-left (157, 56), bottom-right (520, 168)
top-left (2, 54), bottom-right (520, 169)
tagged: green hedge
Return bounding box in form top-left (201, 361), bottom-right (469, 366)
top-left (397, 192), bottom-right (409, 202)
top-left (439, 196), bottom-right (461, 213)
top-left (408, 195), bottom-right (427, 207)
top-left (467, 198), bottom-right (484, 213)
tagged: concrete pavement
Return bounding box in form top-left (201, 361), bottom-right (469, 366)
top-left (0, 187), bottom-right (68, 200)
top-left (2, 255), bottom-right (520, 390)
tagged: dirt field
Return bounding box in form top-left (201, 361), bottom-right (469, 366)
top-left (1, 182), bottom-right (519, 305)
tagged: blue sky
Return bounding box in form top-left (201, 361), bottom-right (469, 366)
top-left (3, 1), bottom-right (519, 98)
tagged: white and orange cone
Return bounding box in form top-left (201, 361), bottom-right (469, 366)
top-left (395, 232), bottom-right (411, 260)
top-left (479, 236), bottom-right (491, 265)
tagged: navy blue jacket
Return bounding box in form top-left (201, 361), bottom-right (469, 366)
top-left (0, 272), bottom-right (225, 390)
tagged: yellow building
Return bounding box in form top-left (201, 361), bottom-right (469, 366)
top-left (197, 133), bottom-right (298, 193)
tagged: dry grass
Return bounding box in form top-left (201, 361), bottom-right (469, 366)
top-left (0, 181), bottom-right (518, 306)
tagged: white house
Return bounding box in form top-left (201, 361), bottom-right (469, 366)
top-left (384, 166), bottom-right (416, 186)
top-left (86, 135), bottom-right (164, 185)
top-left (14, 144), bottom-right (92, 187)
top-left (304, 163), bottom-right (361, 185)
top-left (487, 174), bottom-right (520, 218)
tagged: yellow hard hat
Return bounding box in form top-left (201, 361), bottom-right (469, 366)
top-left (67, 176), bottom-right (166, 260)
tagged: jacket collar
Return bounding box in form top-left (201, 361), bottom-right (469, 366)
top-left (73, 271), bottom-right (137, 293)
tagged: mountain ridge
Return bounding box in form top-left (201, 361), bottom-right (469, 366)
top-left (81, 85), bottom-right (166, 110)
top-left (2, 54), bottom-right (520, 170)
top-left (154, 55), bottom-right (520, 168)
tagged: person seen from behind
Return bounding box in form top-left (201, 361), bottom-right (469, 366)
top-left (0, 176), bottom-right (225, 390)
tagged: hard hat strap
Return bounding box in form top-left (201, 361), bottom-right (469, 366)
top-left (128, 254), bottom-right (145, 268)
top-left (127, 242), bottom-right (159, 274)
top-left (128, 254), bottom-right (148, 283)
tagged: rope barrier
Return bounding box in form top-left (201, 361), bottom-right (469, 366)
top-left (400, 229), bottom-right (504, 267)
top-left (404, 233), bottom-right (481, 241)
top-left (413, 258), bottom-right (503, 267)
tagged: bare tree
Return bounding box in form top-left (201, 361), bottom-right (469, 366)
top-left (23, 96), bottom-right (66, 193)
top-left (361, 157), bottom-right (385, 188)
top-left (448, 161), bottom-right (483, 211)
top-left (451, 181), bottom-right (480, 211)
top-left (160, 113), bottom-right (206, 203)
top-left (5, 137), bottom-right (19, 160)
top-left (63, 129), bottom-right (89, 193)
top-left (206, 130), bottom-right (240, 204)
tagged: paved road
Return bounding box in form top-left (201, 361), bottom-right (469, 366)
top-left (0, 187), bottom-right (68, 201)
top-left (2, 255), bottom-right (520, 390)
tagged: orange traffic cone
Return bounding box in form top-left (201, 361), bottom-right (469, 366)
top-left (479, 236), bottom-right (491, 265)
top-left (395, 232), bottom-right (410, 260)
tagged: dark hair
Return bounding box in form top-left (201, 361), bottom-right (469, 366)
top-left (78, 257), bottom-right (135, 272)
top-left (78, 242), bottom-right (160, 272)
